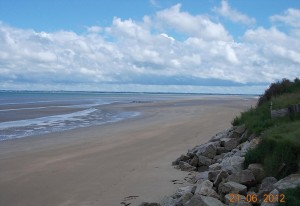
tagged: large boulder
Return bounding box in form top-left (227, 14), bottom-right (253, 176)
top-left (216, 147), bottom-right (227, 155)
top-left (195, 180), bottom-right (219, 199)
top-left (209, 129), bottom-right (231, 142)
top-left (227, 169), bottom-right (256, 187)
top-left (198, 155), bottom-right (213, 167)
top-left (177, 192), bottom-right (193, 206)
top-left (193, 171), bottom-right (209, 183)
top-left (208, 170), bottom-right (229, 187)
top-left (209, 163), bottom-right (221, 171)
top-left (189, 156), bottom-right (199, 167)
top-left (179, 161), bottom-right (196, 172)
top-left (218, 181), bottom-right (247, 195)
top-left (274, 173), bottom-right (300, 191)
top-left (248, 163), bottom-right (266, 183)
top-left (214, 154), bottom-right (227, 164)
top-left (161, 196), bottom-right (177, 206)
top-left (220, 156), bottom-right (245, 174)
top-left (195, 142), bottom-right (218, 159)
top-left (173, 154), bottom-right (190, 165)
top-left (184, 195), bottom-right (226, 206)
top-left (229, 125), bottom-right (246, 139)
top-left (214, 170), bottom-right (229, 188)
top-left (208, 170), bottom-right (219, 182)
top-left (220, 138), bottom-right (239, 151)
top-left (258, 177), bottom-right (277, 197)
top-left (174, 186), bottom-right (196, 198)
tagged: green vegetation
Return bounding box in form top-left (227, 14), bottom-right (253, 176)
top-left (244, 121), bottom-right (299, 178)
top-left (232, 78), bottom-right (300, 179)
top-left (279, 186), bottom-right (300, 206)
top-left (257, 78), bottom-right (300, 106)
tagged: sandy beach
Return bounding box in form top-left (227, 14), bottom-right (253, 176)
top-left (0, 96), bottom-right (256, 206)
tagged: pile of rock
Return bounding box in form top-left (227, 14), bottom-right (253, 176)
top-left (140, 125), bottom-right (300, 206)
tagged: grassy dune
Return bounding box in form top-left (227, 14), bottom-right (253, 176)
top-left (232, 78), bottom-right (300, 205)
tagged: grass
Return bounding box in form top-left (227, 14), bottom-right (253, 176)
top-left (231, 103), bottom-right (273, 135)
top-left (244, 121), bottom-right (300, 179)
top-left (272, 92), bottom-right (300, 110)
top-left (233, 78), bottom-right (300, 179)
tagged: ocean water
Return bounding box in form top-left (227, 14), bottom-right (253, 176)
top-left (0, 91), bottom-right (162, 141)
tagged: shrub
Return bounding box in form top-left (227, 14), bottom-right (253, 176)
top-left (258, 78), bottom-right (300, 106)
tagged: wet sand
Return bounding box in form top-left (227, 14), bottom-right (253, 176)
top-left (0, 96), bottom-right (256, 206)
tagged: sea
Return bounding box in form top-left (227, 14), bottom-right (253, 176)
top-left (0, 91), bottom-right (199, 141)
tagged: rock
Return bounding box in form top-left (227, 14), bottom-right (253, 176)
top-left (220, 156), bottom-right (245, 174)
top-left (161, 196), bottom-right (177, 206)
top-left (208, 170), bottom-right (219, 182)
top-left (220, 138), bottom-right (239, 151)
top-left (184, 195), bottom-right (226, 206)
top-left (193, 171), bottom-right (209, 183)
top-left (177, 192), bottom-right (193, 206)
top-left (198, 155), bottom-right (213, 167)
top-left (209, 130), bottom-right (230, 142)
top-left (213, 170), bottom-right (229, 188)
top-left (179, 161), bottom-right (196, 172)
top-left (240, 139), bottom-right (258, 156)
top-left (214, 154), bottom-right (226, 163)
top-left (198, 165), bottom-right (209, 172)
top-left (209, 163), bottom-right (221, 171)
top-left (227, 169), bottom-right (256, 187)
top-left (248, 163), bottom-right (266, 183)
top-left (195, 180), bottom-right (219, 199)
top-left (218, 181), bottom-right (247, 195)
top-left (239, 132), bottom-right (248, 143)
top-left (258, 177), bottom-right (277, 197)
top-left (195, 142), bottom-right (217, 159)
top-left (189, 156), bottom-right (199, 167)
top-left (174, 186), bottom-right (196, 198)
top-left (260, 189), bottom-right (279, 206)
top-left (223, 151), bottom-right (234, 158)
top-left (274, 173), bottom-right (300, 191)
top-left (173, 155), bottom-right (191, 165)
top-left (186, 152), bottom-right (195, 158)
top-left (216, 146), bottom-right (227, 155)
top-left (229, 125), bottom-right (246, 139)
top-left (232, 150), bottom-right (242, 157)
top-left (139, 203), bottom-right (161, 206)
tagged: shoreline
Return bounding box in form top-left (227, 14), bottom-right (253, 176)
top-left (0, 96), bottom-right (256, 206)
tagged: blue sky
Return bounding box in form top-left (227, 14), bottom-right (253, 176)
top-left (0, 0), bottom-right (300, 94)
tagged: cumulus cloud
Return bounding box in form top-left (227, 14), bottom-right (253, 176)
top-left (270, 8), bottom-right (300, 28)
top-left (0, 4), bottom-right (300, 94)
top-left (156, 4), bottom-right (231, 41)
top-left (213, 0), bottom-right (256, 25)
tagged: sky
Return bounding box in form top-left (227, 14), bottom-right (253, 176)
top-left (0, 0), bottom-right (300, 94)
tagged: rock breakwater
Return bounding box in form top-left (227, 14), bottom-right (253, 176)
top-left (140, 125), bottom-right (300, 206)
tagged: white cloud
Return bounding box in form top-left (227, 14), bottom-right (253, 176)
top-left (213, 0), bottom-right (256, 25)
top-left (87, 26), bottom-right (102, 33)
top-left (156, 4), bottom-right (232, 41)
top-left (270, 8), bottom-right (300, 28)
top-left (0, 5), bottom-right (300, 94)
top-left (149, 0), bottom-right (160, 8)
